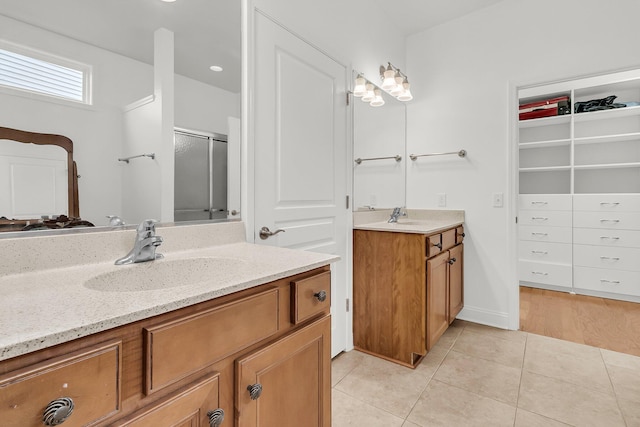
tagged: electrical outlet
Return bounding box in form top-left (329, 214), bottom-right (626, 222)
top-left (437, 193), bottom-right (447, 207)
top-left (369, 194), bottom-right (377, 206)
top-left (493, 192), bottom-right (504, 207)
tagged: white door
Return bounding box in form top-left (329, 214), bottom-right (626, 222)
top-left (253, 11), bottom-right (348, 357)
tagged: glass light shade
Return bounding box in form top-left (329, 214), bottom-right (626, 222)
top-left (353, 76), bottom-right (367, 97)
top-left (389, 74), bottom-right (404, 96)
top-left (381, 69), bottom-right (397, 91)
top-left (361, 83), bottom-right (375, 102)
top-left (397, 81), bottom-right (413, 101)
top-left (370, 89), bottom-right (385, 107)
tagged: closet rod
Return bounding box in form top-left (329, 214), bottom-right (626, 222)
top-left (354, 155), bottom-right (402, 165)
top-left (409, 150), bottom-right (466, 161)
top-left (118, 153), bottom-right (156, 163)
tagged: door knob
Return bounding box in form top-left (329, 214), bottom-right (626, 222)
top-left (247, 383), bottom-right (263, 400)
top-left (314, 290), bottom-right (327, 302)
top-left (259, 226), bottom-right (285, 240)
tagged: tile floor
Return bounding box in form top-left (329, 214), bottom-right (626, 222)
top-left (331, 320), bottom-right (640, 426)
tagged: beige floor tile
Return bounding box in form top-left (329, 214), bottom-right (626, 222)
top-left (514, 408), bottom-right (571, 426)
top-left (524, 333), bottom-right (613, 394)
top-left (432, 319), bottom-right (466, 350)
top-left (414, 345), bottom-right (448, 378)
top-left (617, 396), bottom-right (640, 427)
top-left (465, 322), bottom-right (528, 344)
top-left (434, 350), bottom-right (521, 405)
top-left (334, 351), bottom-right (432, 418)
top-left (401, 421), bottom-right (421, 427)
top-left (607, 364), bottom-right (640, 402)
top-left (602, 348), bottom-right (640, 372)
top-left (518, 370), bottom-right (625, 427)
top-left (332, 349), bottom-right (367, 387)
top-left (332, 389), bottom-right (404, 427)
top-left (407, 380), bottom-right (516, 427)
top-left (451, 329), bottom-right (526, 369)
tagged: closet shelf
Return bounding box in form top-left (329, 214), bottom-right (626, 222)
top-left (574, 162), bottom-right (640, 170)
top-left (519, 166), bottom-right (571, 172)
top-left (519, 114), bottom-right (571, 129)
top-left (519, 139), bottom-right (571, 149)
top-left (573, 105), bottom-right (640, 123)
top-left (574, 132), bottom-right (640, 145)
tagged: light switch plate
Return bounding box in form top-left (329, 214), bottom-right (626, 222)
top-left (493, 192), bottom-right (504, 207)
top-left (437, 193), bottom-right (447, 207)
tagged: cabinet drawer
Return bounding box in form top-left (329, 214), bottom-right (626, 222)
top-left (0, 340), bottom-right (121, 427)
top-left (518, 225), bottom-right (572, 243)
top-left (574, 244), bottom-right (640, 272)
top-left (455, 226), bottom-right (465, 244)
top-left (573, 227), bottom-right (640, 248)
top-left (144, 288), bottom-right (280, 394)
top-left (518, 260), bottom-right (572, 288)
top-left (573, 211), bottom-right (640, 230)
top-left (518, 210), bottom-right (572, 227)
top-left (519, 194), bottom-right (572, 211)
top-left (426, 234), bottom-right (442, 258)
top-left (574, 267), bottom-right (640, 297)
top-left (518, 241), bottom-right (572, 264)
top-left (574, 194), bottom-right (640, 212)
top-left (291, 270), bottom-right (331, 324)
top-left (441, 228), bottom-right (456, 252)
top-left (118, 373), bottom-right (221, 427)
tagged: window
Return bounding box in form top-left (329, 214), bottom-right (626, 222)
top-left (0, 43), bottom-right (91, 104)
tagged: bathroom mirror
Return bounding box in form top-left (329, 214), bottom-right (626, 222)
top-left (0, 0), bottom-right (241, 234)
top-left (353, 80), bottom-right (407, 210)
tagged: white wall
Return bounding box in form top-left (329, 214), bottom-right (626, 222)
top-left (406, 0), bottom-right (640, 328)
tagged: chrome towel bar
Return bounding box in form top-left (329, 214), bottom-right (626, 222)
top-left (118, 153), bottom-right (156, 163)
top-left (409, 150), bottom-right (466, 161)
top-left (354, 155), bottom-right (402, 165)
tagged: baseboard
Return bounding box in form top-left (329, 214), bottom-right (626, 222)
top-left (456, 305), bottom-right (512, 330)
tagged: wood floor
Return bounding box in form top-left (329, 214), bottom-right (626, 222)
top-left (520, 286), bottom-right (640, 357)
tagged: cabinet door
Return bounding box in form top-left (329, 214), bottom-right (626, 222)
top-left (118, 373), bottom-right (221, 427)
top-left (448, 244), bottom-right (464, 324)
top-left (427, 252), bottom-right (449, 350)
top-left (236, 315), bottom-right (331, 427)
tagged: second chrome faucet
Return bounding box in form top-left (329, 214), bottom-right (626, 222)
top-left (115, 219), bottom-right (163, 265)
top-left (388, 207), bottom-right (407, 223)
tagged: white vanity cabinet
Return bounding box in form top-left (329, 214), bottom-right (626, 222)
top-left (517, 68), bottom-right (640, 302)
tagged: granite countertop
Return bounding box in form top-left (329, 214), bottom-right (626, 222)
top-left (353, 209), bottom-right (464, 235)
top-left (0, 222), bottom-right (338, 361)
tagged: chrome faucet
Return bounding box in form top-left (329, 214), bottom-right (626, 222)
top-left (388, 207), bottom-right (407, 223)
top-left (115, 219), bottom-right (164, 265)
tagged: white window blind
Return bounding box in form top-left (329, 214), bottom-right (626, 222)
top-left (0, 46), bottom-right (89, 103)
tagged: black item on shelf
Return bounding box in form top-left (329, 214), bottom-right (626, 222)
top-left (574, 95), bottom-right (627, 113)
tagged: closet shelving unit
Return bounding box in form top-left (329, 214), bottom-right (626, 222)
top-left (517, 69), bottom-right (640, 302)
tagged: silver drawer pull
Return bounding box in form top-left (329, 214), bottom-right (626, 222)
top-left (600, 219), bottom-right (620, 223)
top-left (600, 236), bottom-right (620, 240)
top-left (600, 256), bottom-right (620, 261)
top-left (531, 232), bottom-right (548, 237)
top-left (600, 202), bottom-right (620, 206)
top-left (531, 217), bottom-right (549, 221)
top-left (531, 201), bottom-right (548, 205)
top-left (600, 279), bottom-right (621, 285)
top-left (531, 250), bottom-right (548, 255)
top-left (531, 271), bottom-right (548, 276)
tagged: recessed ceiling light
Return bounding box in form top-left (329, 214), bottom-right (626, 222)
top-left (209, 65), bottom-right (223, 72)
top-left (161, 0), bottom-right (176, 2)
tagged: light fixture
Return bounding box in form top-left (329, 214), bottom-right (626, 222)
top-left (370, 89), bottom-right (385, 107)
top-left (378, 62), bottom-right (413, 102)
top-left (397, 78), bottom-right (413, 101)
top-left (353, 74), bottom-right (367, 97)
top-left (381, 64), bottom-right (396, 91)
top-left (209, 65), bottom-right (223, 72)
top-left (161, 0), bottom-right (177, 2)
top-left (361, 83), bottom-right (375, 102)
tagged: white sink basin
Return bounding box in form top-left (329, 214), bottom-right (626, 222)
top-left (84, 257), bottom-right (248, 291)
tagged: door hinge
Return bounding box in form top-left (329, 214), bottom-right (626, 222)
top-left (346, 91), bottom-right (350, 106)
top-left (346, 195), bottom-right (350, 209)
top-left (346, 298), bottom-right (350, 312)
top-left (515, 216), bottom-right (518, 224)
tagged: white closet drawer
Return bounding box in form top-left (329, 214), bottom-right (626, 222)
top-left (574, 194), bottom-right (640, 212)
top-left (518, 241), bottom-right (572, 264)
top-left (519, 195), bottom-right (572, 211)
top-left (519, 225), bottom-right (572, 244)
top-left (574, 267), bottom-right (640, 297)
top-left (518, 261), bottom-right (572, 287)
top-left (574, 244), bottom-right (640, 272)
top-left (573, 228), bottom-right (640, 248)
top-left (519, 210), bottom-right (572, 227)
top-left (573, 211), bottom-right (640, 230)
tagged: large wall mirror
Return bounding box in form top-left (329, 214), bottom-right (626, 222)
top-left (353, 78), bottom-right (406, 210)
top-left (0, 0), bottom-right (241, 234)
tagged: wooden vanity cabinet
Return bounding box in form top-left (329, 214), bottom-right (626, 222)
top-left (0, 266), bottom-right (332, 427)
top-left (353, 227), bottom-right (464, 368)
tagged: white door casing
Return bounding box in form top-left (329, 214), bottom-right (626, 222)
top-left (252, 11), bottom-right (349, 357)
